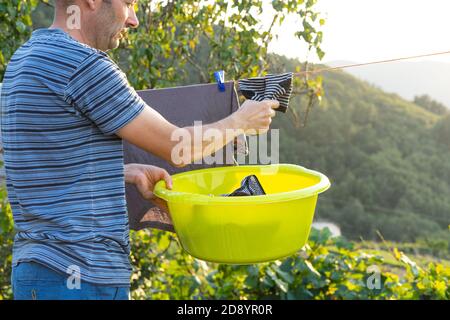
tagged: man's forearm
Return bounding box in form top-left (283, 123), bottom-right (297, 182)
top-left (173, 113), bottom-right (244, 167)
top-left (118, 99), bottom-right (276, 168)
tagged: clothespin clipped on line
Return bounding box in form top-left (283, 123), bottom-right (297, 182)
top-left (214, 70), bottom-right (226, 92)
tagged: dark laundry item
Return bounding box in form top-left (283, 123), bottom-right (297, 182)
top-left (124, 81), bottom-right (248, 232)
top-left (223, 175), bottom-right (266, 197)
top-left (238, 73), bottom-right (294, 113)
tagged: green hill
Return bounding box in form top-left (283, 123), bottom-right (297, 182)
top-left (269, 56), bottom-right (450, 246)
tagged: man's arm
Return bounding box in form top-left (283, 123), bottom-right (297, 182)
top-left (116, 99), bottom-right (279, 167)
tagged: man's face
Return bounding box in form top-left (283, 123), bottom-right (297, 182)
top-left (93, 0), bottom-right (139, 51)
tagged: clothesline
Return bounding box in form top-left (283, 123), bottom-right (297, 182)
top-left (292, 50), bottom-right (450, 76)
top-left (230, 49), bottom-right (450, 124)
top-left (233, 49), bottom-right (450, 102)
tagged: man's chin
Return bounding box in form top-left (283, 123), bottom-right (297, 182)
top-left (107, 39), bottom-right (121, 51)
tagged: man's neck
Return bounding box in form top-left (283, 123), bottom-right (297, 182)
top-left (49, 22), bottom-right (96, 49)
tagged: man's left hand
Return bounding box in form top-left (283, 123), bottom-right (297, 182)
top-left (124, 164), bottom-right (172, 210)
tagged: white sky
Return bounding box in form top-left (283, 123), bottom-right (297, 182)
top-left (267, 0), bottom-right (450, 64)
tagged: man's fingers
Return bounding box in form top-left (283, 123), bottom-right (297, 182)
top-left (139, 188), bottom-right (155, 201)
top-left (264, 100), bottom-right (280, 109)
top-left (256, 128), bottom-right (269, 135)
top-left (153, 167), bottom-right (172, 189)
top-left (162, 170), bottom-right (173, 189)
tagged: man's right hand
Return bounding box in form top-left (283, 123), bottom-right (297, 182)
top-left (231, 99), bottom-right (280, 135)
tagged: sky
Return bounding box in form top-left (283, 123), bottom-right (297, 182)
top-left (267, 0), bottom-right (450, 65)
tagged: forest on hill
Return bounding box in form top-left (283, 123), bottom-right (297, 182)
top-left (269, 55), bottom-right (450, 247)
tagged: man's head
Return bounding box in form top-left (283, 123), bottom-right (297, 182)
top-left (54, 0), bottom-right (139, 51)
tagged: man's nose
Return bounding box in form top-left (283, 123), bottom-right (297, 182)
top-left (126, 7), bottom-right (139, 29)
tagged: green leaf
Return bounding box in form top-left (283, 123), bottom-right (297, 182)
top-left (266, 268), bottom-right (288, 292)
top-left (273, 266), bottom-right (295, 284)
top-left (316, 47), bottom-right (325, 60)
top-left (304, 260), bottom-right (321, 277)
top-left (15, 20), bottom-right (26, 33)
top-left (244, 275), bottom-right (258, 288)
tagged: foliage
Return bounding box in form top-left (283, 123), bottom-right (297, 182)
top-left (0, 1), bottom-right (325, 101)
top-left (1, 200), bottom-right (448, 300)
top-left (414, 94), bottom-right (449, 116)
top-left (432, 114), bottom-right (450, 149)
top-left (1, 0), bottom-right (326, 122)
top-left (0, 186), bottom-right (14, 300)
top-left (0, 0), bottom-right (40, 76)
top-left (130, 228), bottom-right (449, 300)
top-left (111, 0), bottom-right (324, 89)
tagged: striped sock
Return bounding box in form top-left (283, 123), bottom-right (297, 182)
top-left (238, 72), bottom-right (293, 113)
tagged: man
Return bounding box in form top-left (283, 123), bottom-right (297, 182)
top-left (0, 0), bottom-right (278, 300)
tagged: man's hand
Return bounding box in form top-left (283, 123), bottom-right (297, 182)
top-left (232, 99), bottom-right (279, 135)
top-left (124, 164), bottom-right (172, 211)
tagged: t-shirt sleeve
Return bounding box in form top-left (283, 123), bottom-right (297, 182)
top-left (64, 52), bottom-right (146, 135)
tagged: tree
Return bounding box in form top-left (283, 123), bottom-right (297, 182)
top-left (1, 0), bottom-right (326, 120)
top-left (0, 0), bottom-right (39, 76)
top-left (414, 94), bottom-right (449, 116)
top-left (1, 1), bottom-right (325, 92)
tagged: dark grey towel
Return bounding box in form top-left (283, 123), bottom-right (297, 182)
top-left (124, 81), bottom-right (247, 232)
top-left (238, 73), bottom-right (294, 113)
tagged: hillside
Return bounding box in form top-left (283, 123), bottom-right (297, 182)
top-left (326, 60), bottom-right (450, 108)
top-left (269, 56), bottom-right (450, 246)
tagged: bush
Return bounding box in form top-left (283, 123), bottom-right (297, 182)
top-left (0, 187), bottom-right (14, 300)
top-left (0, 191), bottom-right (448, 300)
top-left (128, 227), bottom-right (449, 300)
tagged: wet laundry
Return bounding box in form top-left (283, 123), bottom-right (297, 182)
top-left (222, 175), bottom-right (266, 197)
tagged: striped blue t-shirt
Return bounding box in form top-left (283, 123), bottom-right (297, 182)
top-left (0, 28), bottom-right (146, 286)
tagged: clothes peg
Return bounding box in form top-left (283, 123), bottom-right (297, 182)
top-left (214, 70), bottom-right (226, 92)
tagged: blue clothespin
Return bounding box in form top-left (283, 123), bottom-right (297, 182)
top-left (214, 70), bottom-right (226, 92)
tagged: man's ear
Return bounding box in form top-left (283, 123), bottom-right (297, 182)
top-left (84, 0), bottom-right (101, 11)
